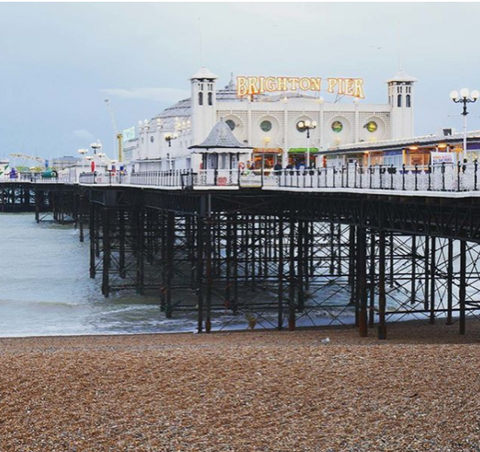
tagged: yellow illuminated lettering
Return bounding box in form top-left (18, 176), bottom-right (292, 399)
top-left (265, 77), bottom-right (276, 92)
top-left (327, 78), bottom-right (338, 93)
top-left (299, 77), bottom-right (311, 91)
top-left (247, 77), bottom-right (259, 95)
top-left (277, 77), bottom-right (288, 91)
top-left (354, 79), bottom-right (365, 99)
top-left (345, 78), bottom-right (355, 96)
top-left (258, 77), bottom-right (265, 93)
top-left (288, 77), bottom-right (300, 91)
top-left (237, 76), bottom-right (248, 97)
top-left (310, 78), bottom-right (321, 91)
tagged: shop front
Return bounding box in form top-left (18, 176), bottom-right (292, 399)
top-left (288, 147), bottom-right (320, 168)
top-left (252, 147), bottom-right (283, 171)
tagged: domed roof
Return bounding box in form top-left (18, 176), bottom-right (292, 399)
top-left (387, 70), bottom-right (417, 83)
top-left (190, 66), bottom-right (218, 80)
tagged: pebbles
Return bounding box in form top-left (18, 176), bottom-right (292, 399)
top-left (0, 321), bottom-right (479, 451)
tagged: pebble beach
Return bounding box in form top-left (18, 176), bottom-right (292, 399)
top-left (1, 320), bottom-right (480, 452)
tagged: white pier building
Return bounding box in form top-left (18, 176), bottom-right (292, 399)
top-left (127, 68), bottom-right (417, 172)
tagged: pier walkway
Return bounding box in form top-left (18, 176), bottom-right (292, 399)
top-left (3, 164), bottom-right (480, 339)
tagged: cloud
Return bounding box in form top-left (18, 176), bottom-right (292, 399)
top-left (73, 129), bottom-right (95, 141)
top-left (99, 87), bottom-right (190, 103)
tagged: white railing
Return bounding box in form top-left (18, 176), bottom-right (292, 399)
top-left (54, 162), bottom-right (480, 194)
top-left (277, 162), bottom-right (479, 193)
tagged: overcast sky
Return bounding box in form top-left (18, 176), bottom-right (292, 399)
top-left (1, 2), bottom-right (480, 160)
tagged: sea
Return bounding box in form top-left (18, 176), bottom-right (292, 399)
top-left (0, 213), bottom-right (200, 337)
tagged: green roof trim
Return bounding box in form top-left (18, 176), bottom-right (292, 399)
top-left (288, 148), bottom-right (320, 154)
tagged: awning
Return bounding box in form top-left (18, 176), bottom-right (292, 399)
top-left (288, 147), bottom-right (320, 154)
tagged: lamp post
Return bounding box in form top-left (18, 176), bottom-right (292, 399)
top-left (90, 141), bottom-right (102, 155)
top-left (450, 88), bottom-right (479, 161)
top-left (164, 132), bottom-right (178, 147)
top-left (297, 120), bottom-right (317, 167)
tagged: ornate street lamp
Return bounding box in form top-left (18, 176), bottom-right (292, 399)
top-left (450, 88), bottom-right (479, 161)
top-left (297, 119), bottom-right (318, 168)
top-left (164, 132), bottom-right (178, 147)
top-left (90, 141), bottom-right (102, 155)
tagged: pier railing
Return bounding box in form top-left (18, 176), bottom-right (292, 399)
top-left (72, 161), bottom-right (480, 193)
top-left (277, 162), bottom-right (478, 192)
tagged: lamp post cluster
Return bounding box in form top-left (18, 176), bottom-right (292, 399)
top-left (297, 119), bottom-right (317, 167)
top-left (450, 88), bottom-right (479, 161)
top-left (77, 141), bottom-right (103, 173)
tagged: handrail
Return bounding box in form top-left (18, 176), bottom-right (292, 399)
top-left (7, 161), bottom-right (480, 194)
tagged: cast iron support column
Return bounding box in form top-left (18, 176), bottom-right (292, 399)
top-left (411, 235), bottom-right (417, 305)
top-left (102, 207), bottom-right (110, 298)
top-left (205, 195), bottom-right (212, 333)
top-left (288, 215), bottom-right (296, 331)
top-left (459, 240), bottom-right (467, 335)
top-left (446, 239), bottom-right (454, 325)
top-left (378, 229), bottom-right (387, 339)
top-left (119, 209), bottom-right (126, 279)
top-left (89, 201), bottom-right (96, 279)
top-left (429, 236), bottom-right (436, 324)
top-left (357, 225), bottom-right (368, 337)
top-left (278, 215), bottom-right (284, 330)
top-left (196, 208), bottom-right (205, 333)
top-left (136, 208), bottom-right (145, 295)
top-left (369, 231), bottom-right (375, 328)
top-left (165, 212), bottom-right (174, 318)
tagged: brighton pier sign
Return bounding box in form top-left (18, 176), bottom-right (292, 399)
top-left (236, 76), bottom-right (365, 99)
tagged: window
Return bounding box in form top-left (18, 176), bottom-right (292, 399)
top-left (150, 136), bottom-right (154, 143)
top-left (198, 92), bottom-right (203, 106)
top-left (406, 94), bottom-right (411, 108)
top-left (226, 119), bottom-right (236, 131)
top-left (331, 121), bottom-right (343, 133)
top-left (208, 92), bottom-right (213, 106)
top-left (397, 94), bottom-right (402, 108)
top-left (365, 121), bottom-right (378, 133)
top-left (261, 120), bottom-right (272, 132)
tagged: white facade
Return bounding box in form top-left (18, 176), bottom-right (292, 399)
top-left (130, 68), bottom-right (417, 171)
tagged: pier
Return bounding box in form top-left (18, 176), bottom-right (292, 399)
top-left (3, 163), bottom-right (480, 338)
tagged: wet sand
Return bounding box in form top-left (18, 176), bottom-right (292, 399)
top-left (1, 320), bottom-right (480, 452)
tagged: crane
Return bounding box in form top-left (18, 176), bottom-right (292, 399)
top-left (104, 99), bottom-right (123, 163)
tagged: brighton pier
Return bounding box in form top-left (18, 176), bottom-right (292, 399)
top-left (2, 164), bottom-right (480, 339)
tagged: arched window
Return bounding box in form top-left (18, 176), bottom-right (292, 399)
top-left (208, 92), bottom-right (213, 106)
top-left (406, 94), bottom-right (411, 108)
top-left (198, 92), bottom-right (203, 106)
top-left (397, 94), bottom-right (402, 108)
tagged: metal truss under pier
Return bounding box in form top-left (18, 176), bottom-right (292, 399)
top-left (0, 182), bottom-right (79, 223)
top-left (84, 187), bottom-right (480, 338)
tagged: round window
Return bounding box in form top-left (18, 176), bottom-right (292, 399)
top-left (226, 119), bottom-right (236, 131)
top-left (366, 121), bottom-right (378, 133)
top-left (296, 121), bottom-right (307, 132)
top-left (150, 136), bottom-right (155, 143)
top-left (260, 120), bottom-right (272, 132)
top-left (331, 121), bottom-right (343, 133)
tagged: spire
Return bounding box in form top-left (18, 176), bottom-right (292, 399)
top-left (226, 72), bottom-right (236, 90)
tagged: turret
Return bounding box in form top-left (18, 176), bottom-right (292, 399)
top-left (387, 70), bottom-right (417, 139)
top-left (190, 67), bottom-right (218, 145)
